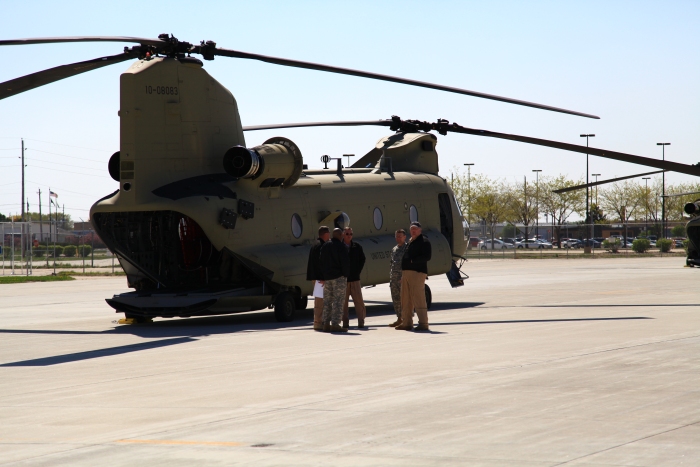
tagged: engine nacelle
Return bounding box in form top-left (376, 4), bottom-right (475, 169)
top-left (223, 137), bottom-right (303, 188)
top-left (684, 201), bottom-right (700, 216)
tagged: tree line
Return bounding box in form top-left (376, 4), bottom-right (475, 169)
top-left (449, 169), bottom-right (700, 241)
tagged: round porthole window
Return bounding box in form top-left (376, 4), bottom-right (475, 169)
top-left (291, 213), bottom-right (303, 238)
top-left (373, 207), bottom-right (383, 230)
top-left (409, 205), bottom-right (418, 223)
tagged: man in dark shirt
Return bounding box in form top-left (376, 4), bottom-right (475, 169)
top-left (319, 228), bottom-right (350, 333)
top-left (341, 227), bottom-right (367, 329)
top-left (306, 226), bottom-right (330, 331)
top-left (397, 222), bottom-right (432, 331)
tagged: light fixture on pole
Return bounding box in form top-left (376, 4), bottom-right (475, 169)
top-left (464, 163), bottom-right (474, 226)
top-left (532, 170), bottom-right (542, 239)
top-left (580, 134), bottom-right (595, 249)
top-left (657, 143), bottom-right (670, 238)
top-left (592, 173), bottom-right (601, 205)
top-left (642, 177), bottom-right (651, 235)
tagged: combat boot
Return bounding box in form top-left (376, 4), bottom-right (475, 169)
top-left (395, 323), bottom-right (413, 331)
top-left (343, 319), bottom-right (349, 329)
top-left (358, 319), bottom-right (365, 329)
top-left (323, 322), bottom-right (331, 333)
top-left (330, 323), bottom-right (348, 333)
top-left (389, 319), bottom-right (402, 327)
top-left (414, 324), bottom-right (430, 332)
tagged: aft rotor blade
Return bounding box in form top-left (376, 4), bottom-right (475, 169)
top-left (242, 120), bottom-right (392, 131)
top-left (0, 51), bottom-right (137, 100)
top-left (211, 47), bottom-right (599, 119)
top-left (552, 170), bottom-right (665, 194)
top-left (0, 36), bottom-right (164, 47)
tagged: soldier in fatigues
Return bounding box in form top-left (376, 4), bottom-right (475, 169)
top-left (389, 229), bottom-right (408, 327)
top-left (320, 228), bottom-right (350, 333)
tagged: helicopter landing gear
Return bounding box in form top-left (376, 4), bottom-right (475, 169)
top-left (425, 284), bottom-right (432, 310)
top-left (274, 292), bottom-right (296, 322)
top-left (120, 313), bottom-right (153, 324)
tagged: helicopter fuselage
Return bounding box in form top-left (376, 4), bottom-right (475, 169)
top-left (89, 56), bottom-right (467, 319)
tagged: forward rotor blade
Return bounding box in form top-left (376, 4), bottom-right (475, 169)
top-left (0, 52), bottom-right (137, 100)
top-left (662, 191), bottom-right (700, 198)
top-left (451, 127), bottom-right (700, 177)
top-left (211, 47), bottom-right (599, 119)
top-left (242, 120), bottom-right (391, 131)
top-left (0, 36), bottom-right (164, 47)
top-left (552, 170), bottom-right (665, 194)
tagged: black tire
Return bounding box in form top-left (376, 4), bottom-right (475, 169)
top-left (538, 245), bottom-right (543, 249)
top-left (424, 284), bottom-right (432, 310)
top-left (518, 245), bottom-right (523, 249)
top-left (294, 295), bottom-right (309, 310)
top-left (274, 292), bottom-right (296, 322)
top-left (481, 246), bottom-right (487, 250)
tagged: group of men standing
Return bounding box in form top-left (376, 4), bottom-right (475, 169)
top-left (306, 221), bottom-right (431, 333)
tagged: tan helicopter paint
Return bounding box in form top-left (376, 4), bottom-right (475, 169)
top-left (91, 57), bottom-right (467, 305)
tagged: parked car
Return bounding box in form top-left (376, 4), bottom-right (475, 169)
top-left (535, 240), bottom-right (554, 249)
top-left (479, 239), bottom-right (514, 250)
top-left (581, 239), bottom-right (602, 248)
top-left (502, 238), bottom-right (517, 245)
top-left (560, 238), bottom-right (580, 248)
top-left (468, 237), bottom-right (481, 249)
top-left (516, 239), bottom-right (548, 249)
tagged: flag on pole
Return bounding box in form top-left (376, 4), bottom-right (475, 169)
top-left (49, 191), bottom-right (58, 199)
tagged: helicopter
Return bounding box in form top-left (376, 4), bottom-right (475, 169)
top-left (3, 34), bottom-right (699, 323)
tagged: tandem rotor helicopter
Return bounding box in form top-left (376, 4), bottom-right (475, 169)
top-left (2, 34), bottom-right (699, 323)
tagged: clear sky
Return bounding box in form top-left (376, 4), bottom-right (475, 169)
top-left (0, 0), bottom-right (698, 221)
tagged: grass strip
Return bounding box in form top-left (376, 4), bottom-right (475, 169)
top-left (0, 274), bottom-right (76, 284)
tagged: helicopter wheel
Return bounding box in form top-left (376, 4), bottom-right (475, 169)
top-left (274, 292), bottom-right (296, 322)
top-left (424, 284), bottom-right (432, 310)
top-left (124, 313), bottom-right (152, 324)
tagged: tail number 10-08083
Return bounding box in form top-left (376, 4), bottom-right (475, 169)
top-left (145, 86), bottom-right (178, 95)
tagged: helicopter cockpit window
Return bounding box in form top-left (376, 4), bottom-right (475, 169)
top-left (291, 213), bottom-right (303, 239)
top-left (373, 207), bottom-right (383, 230)
top-left (409, 205), bottom-right (419, 224)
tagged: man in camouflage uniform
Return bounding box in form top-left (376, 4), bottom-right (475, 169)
top-left (320, 228), bottom-right (350, 333)
top-left (389, 229), bottom-right (408, 327)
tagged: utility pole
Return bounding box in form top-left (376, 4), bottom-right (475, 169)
top-left (657, 143), bottom-right (670, 238)
top-left (580, 134), bottom-right (595, 251)
top-left (62, 204), bottom-right (65, 230)
top-left (642, 177), bottom-right (651, 235)
top-left (464, 163), bottom-right (474, 225)
top-left (37, 189), bottom-right (43, 243)
top-left (592, 174), bottom-right (601, 205)
top-left (533, 170), bottom-right (542, 239)
top-left (20, 139), bottom-right (25, 221)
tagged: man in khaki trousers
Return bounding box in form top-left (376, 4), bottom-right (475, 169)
top-left (396, 222), bottom-right (432, 332)
top-left (341, 227), bottom-right (367, 329)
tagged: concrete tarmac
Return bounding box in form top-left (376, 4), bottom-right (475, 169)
top-left (0, 257), bottom-right (698, 466)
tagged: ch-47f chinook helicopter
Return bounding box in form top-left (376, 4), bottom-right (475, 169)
top-left (3, 34), bottom-right (699, 323)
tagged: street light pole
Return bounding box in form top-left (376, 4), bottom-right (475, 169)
top-left (592, 174), bottom-right (601, 205)
top-left (642, 177), bottom-right (651, 235)
top-left (464, 163), bottom-right (474, 226)
top-left (532, 170), bottom-right (542, 239)
top-left (657, 143), bottom-right (670, 238)
top-left (580, 134), bottom-right (595, 249)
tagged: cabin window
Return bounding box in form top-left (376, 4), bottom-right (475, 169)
top-left (291, 213), bottom-right (303, 238)
top-left (409, 205), bottom-right (419, 223)
top-left (373, 207), bottom-right (383, 230)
